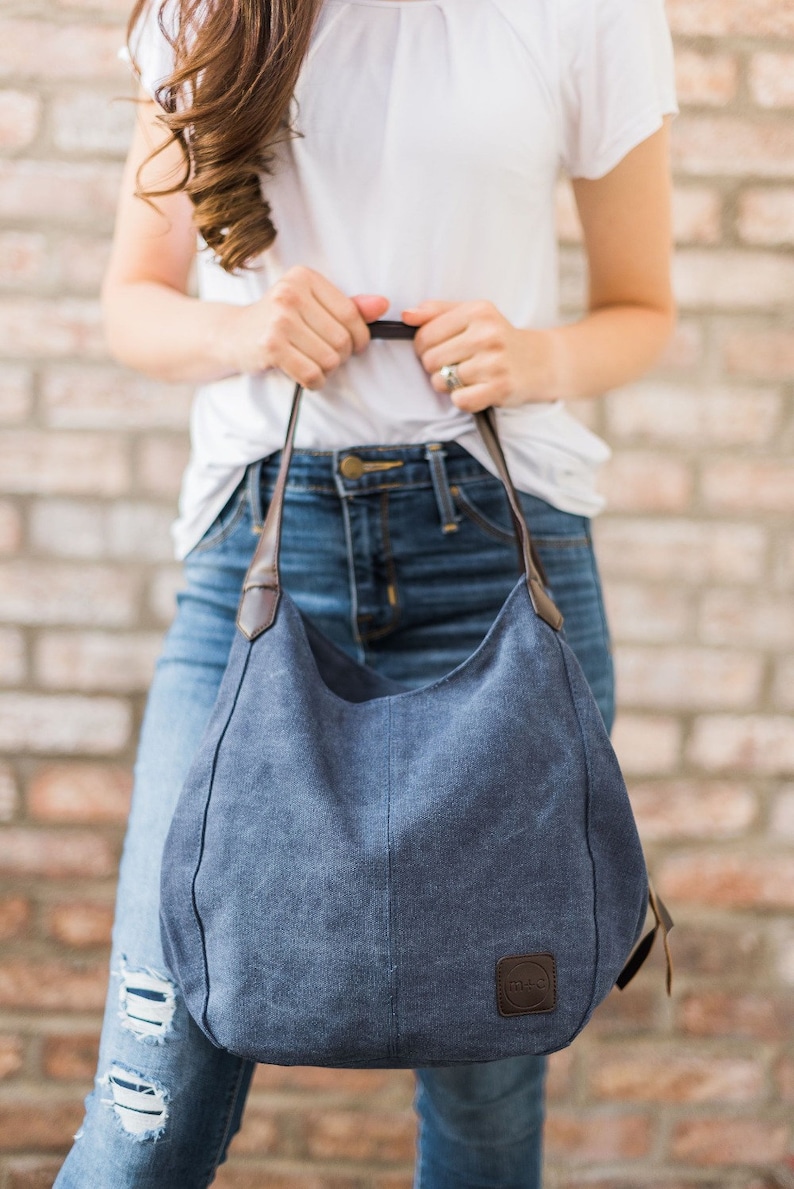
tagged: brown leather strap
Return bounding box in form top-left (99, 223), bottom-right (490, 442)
top-left (616, 882), bottom-right (674, 996)
top-left (237, 321), bottom-right (564, 639)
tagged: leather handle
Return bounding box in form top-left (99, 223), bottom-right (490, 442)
top-left (236, 321), bottom-right (564, 640)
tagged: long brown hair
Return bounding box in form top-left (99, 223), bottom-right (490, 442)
top-left (127, 0), bottom-right (321, 272)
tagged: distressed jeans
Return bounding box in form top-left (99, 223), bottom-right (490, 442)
top-left (55, 440), bottom-right (614, 1189)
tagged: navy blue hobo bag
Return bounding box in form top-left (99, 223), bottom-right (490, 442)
top-left (160, 321), bottom-right (672, 1068)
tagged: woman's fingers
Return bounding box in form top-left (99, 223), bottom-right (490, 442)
top-left (256, 266), bottom-right (390, 384)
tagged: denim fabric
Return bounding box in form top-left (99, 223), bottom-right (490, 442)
top-left (56, 441), bottom-right (623, 1189)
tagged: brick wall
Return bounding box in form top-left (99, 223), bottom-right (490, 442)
top-left (0, 0), bottom-right (792, 1185)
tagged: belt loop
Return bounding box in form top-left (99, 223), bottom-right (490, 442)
top-left (247, 457), bottom-right (266, 532)
top-left (424, 444), bottom-right (460, 534)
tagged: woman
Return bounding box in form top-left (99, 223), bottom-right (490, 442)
top-left (55, 0), bottom-right (677, 1184)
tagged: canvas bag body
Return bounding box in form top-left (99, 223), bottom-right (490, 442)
top-left (160, 323), bottom-right (660, 1067)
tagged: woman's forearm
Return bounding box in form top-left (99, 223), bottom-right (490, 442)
top-left (102, 280), bottom-right (241, 385)
top-left (532, 302), bottom-right (676, 404)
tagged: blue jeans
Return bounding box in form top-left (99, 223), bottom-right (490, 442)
top-left (55, 440), bottom-right (614, 1189)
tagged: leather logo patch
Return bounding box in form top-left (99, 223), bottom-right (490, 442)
top-left (497, 953), bottom-right (557, 1016)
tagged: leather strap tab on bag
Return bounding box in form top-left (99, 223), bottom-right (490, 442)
top-left (616, 882), bottom-right (674, 996)
top-left (237, 321), bottom-right (564, 640)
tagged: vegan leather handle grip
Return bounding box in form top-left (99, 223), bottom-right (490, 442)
top-left (237, 321), bottom-right (563, 640)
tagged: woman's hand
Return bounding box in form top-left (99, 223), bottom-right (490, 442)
top-left (217, 266), bottom-right (389, 388)
top-left (402, 300), bottom-right (558, 413)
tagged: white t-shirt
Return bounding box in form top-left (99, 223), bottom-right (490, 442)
top-left (125, 0), bottom-right (678, 560)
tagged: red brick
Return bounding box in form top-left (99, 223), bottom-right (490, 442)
top-left (223, 1105), bottom-right (281, 1155)
top-left (689, 715), bottom-right (794, 774)
top-left (0, 21), bottom-right (128, 82)
top-left (611, 715), bottom-right (682, 776)
top-left (0, 299), bottom-right (105, 360)
top-left (58, 0), bottom-right (130, 10)
top-left (675, 50), bottom-right (738, 107)
top-left (702, 459), bottom-right (794, 513)
top-left (0, 364), bottom-right (31, 424)
top-left (673, 249), bottom-right (794, 310)
top-left (700, 589), bottom-right (794, 650)
top-left (42, 366), bottom-right (192, 430)
top-left (678, 992), bottom-right (794, 1041)
top-left (0, 1100), bottom-right (85, 1151)
top-left (0, 958), bottom-right (109, 1011)
top-left (594, 519), bottom-right (766, 585)
top-left (588, 986), bottom-right (657, 1034)
top-left (0, 160), bottom-right (122, 225)
top-left (605, 383), bottom-right (781, 446)
top-left (0, 762), bottom-right (18, 820)
top-left (672, 115), bottom-right (794, 179)
top-left (749, 53), bottom-right (794, 109)
top-left (305, 1109), bottom-right (416, 1162)
top-left (52, 235), bottom-right (111, 293)
top-left (35, 631), bottom-right (161, 691)
top-left (5, 1160), bottom-right (78, 1189)
top-left (0, 897), bottom-right (30, 941)
top-left (671, 922), bottom-right (764, 977)
top-left (0, 827), bottom-right (117, 877)
top-left (546, 1047), bottom-right (575, 1101)
top-left (52, 90), bottom-right (135, 155)
top-left (27, 499), bottom-right (176, 562)
top-left (603, 582), bottom-right (691, 644)
top-left (0, 502), bottom-right (22, 553)
top-left (0, 561), bottom-right (138, 626)
top-left (0, 1035), bottom-right (24, 1079)
top-left (148, 565), bottom-right (186, 624)
top-left (589, 1049), bottom-right (764, 1103)
top-left (0, 431), bottom-right (128, 495)
top-left (0, 231), bottom-right (48, 287)
top-left (557, 1181), bottom-right (711, 1189)
top-left (666, 0), bottom-right (794, 38)
top-left (0, 627), bottom-right (26, 684)
top-left (545, 1110), bottom-right (652, 1160)
top-left (28, 762), bottom-right (131, 824)
top-left (670, 1118), bottom-right (789, 1165)
top-left (252, 1064), bottom-right (409, 1098)
top-left (738, 188), bottom-right (794, 247)
top-left (214, 1172), bottom-right (361, 1189)
top-left (658, 851), bottom-right (794, 909)
top-left (28, 501), bottom-right (105, 559)
top-left (629, 780), bottom-right (756, 841)
top-left (777, 1057), bottom-right (794, 1103)
top-left (657, 320), bottom-right (705, 371)
top-left (42, 1033), bottom-right (99, 1081)
top-left (46, 901), bottom-right (114, 948)
top-left (770, 787), bottom-right (794, 838)
top-left (137, 436), bottom-right (191, 496)
top-left (598, 453), bottom-right (693, 512)
top-left (722, 327), bottom-right (794, 380)
top-left (672, 185), bottom-right (722, 245)
top-left (0, 90), bottom-right (41, 149)
top-left (615, 646), bottom-right (762, 710)
top-left (0, 693), bottom-right (130, 755)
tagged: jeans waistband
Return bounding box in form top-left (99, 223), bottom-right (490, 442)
top-left (245, 440), bottom-right (497, 537)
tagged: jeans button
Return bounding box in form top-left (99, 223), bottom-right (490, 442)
top-left (339, 454), bottom-right (365, 480)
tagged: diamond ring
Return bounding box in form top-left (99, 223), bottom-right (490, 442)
top-left (440, 363), bottom-right (464, 393)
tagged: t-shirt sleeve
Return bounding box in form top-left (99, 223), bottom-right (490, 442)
top-left (559, 0), bottom-right (679, 180)
top-left (118, 0), bottom-right (177, 104)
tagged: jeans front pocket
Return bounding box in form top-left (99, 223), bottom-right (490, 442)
top-left (186, 479), bottom-right (250, 558)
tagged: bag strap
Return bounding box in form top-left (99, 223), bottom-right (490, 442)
top-left (237, 320), bottom-right (564, 640)
top-left (616, 881), bottom-right (674, 996)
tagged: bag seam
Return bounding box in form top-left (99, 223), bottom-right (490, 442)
top-left (557, 635), bottom-right (601, 1042)
top-left (192, 640), bottom-right (255, 1046)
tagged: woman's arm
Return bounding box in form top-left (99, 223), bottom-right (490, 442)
top-left (102, 91), bottom-right (387, 387)
top-left (404, 119), bottom-right (676, 410)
